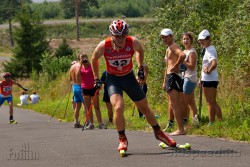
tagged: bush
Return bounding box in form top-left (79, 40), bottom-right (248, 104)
top-left (54, 38), bottom-right (73, 58)
top-left (40, 52), bottom-right (74, 81)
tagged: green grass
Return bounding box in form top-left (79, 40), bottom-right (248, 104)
top-left (13, 84), bottom-right (250, 143)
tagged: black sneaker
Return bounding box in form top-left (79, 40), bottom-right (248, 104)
top-left (163, 121), bottom-right (174, 132)
top-left (73, 123), bottom-right (83, 128)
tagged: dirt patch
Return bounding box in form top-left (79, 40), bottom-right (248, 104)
top-left (49, 38), bottom-right (103, 55)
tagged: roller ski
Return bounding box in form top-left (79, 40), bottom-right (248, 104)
top-left (159, 142), bottom-right (191, 150)
top-left (9, 120), bottom-right (18, 124)
top-left (118, 137), bottom-right (128, 157)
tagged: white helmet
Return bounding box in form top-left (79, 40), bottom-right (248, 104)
top-left (109, 19), bottom-right (129, 36)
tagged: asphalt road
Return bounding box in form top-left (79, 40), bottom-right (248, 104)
top-left (0, 106), bottom-right (249, 167)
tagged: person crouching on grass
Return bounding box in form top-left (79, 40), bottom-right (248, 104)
top-left (0, 72), bottom-right (28, 124)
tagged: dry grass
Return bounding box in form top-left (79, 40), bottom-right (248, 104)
top-left (49, 38), bottom-right (103, 55)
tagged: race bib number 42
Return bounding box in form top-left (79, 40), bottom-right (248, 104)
top-left (108, 58), bottom-right (131, 67)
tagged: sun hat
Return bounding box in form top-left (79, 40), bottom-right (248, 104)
top-left (198, 29), bottom-right (210, 40)
top-left (160, 28), bottom-right (173, 36)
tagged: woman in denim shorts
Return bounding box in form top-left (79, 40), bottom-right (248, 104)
top-left (182, 32), bottom-right (199, 124)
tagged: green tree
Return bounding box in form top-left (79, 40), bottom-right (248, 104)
top-left (54, 38), bottom-right (74, 58)
top-left (141, 0), bottom-right (236, 104)
top-left (61, 0), bottom-right (97, 19)
top-left (3, 7), bottom-right (49, 78)
top-left (0, 0), bottom-right (21, 46)
top-left (29, 1), bottom-right (63, 19)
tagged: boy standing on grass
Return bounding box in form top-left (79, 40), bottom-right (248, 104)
top-left (0, 72), bottom-right (28, 124)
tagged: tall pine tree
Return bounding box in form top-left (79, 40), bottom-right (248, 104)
top-left (3, 6), bottom-right (49, 78)
top-left (0, 0), bottom-right (21, 47)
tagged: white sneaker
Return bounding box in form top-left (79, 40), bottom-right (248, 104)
top-left (192, 115), bottom-right (199, 125)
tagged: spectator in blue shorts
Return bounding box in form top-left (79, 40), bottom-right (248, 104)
top-left (69, 53), bottom-right (86, 128)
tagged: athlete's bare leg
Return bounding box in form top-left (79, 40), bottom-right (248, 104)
top-left (110, 94), bottom-right (125, 131)
top-left (135, 98), bottom-right (158, 126)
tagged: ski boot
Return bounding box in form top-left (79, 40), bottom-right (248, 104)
top-left (118, 136), bottom-right (128, 157)
top-left (154, 130), bottom-right (176, 147)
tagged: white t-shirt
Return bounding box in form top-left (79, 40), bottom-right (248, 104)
top-left (201, 45), bottom-right (219, 81)
top-left (20, 95), bottom-right (29, 105)
top-left (30, 94), bottom-right (39, 104)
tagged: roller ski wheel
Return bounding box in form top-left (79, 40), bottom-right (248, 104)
top-left (119, 150), bottom-right (126, 157)
top-left (159, 142), bottom-right (191, 150)
top-left (9, 120), bottom-right (18, 124)
top-left (118, 138), bottom-right (128, 157)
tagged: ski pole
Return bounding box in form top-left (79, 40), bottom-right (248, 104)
top-left (198, 84), bottom-right (202, 121)
top-left (132, 103), bottom-right (136, 116)
top-left (132, 85), bottom-right (143, 116)
top-left (198, 47), bottom-right (205, 121)
top-left (49, 85), bottom-right (71, 121)
top-left (82, 89), bottom-right (99, 131)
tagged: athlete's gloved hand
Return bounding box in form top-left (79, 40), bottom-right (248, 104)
top-left (94, 79), bottom-right (102, 89)
top-left (137, 66), bottom-right (145, 80)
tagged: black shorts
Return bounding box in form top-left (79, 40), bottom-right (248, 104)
top-left (166, 73), bottom-right (183, 93)
top-left (141, 83), bottom-right (147, 95)
top-left (103, 91), bottom-right (110, 102)
top-left (82, 87), bottom-right (98, 96)
top-left (106, 71), bottom-right (146, 102)
top-left (201, 81), bottom-right (219, 88)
